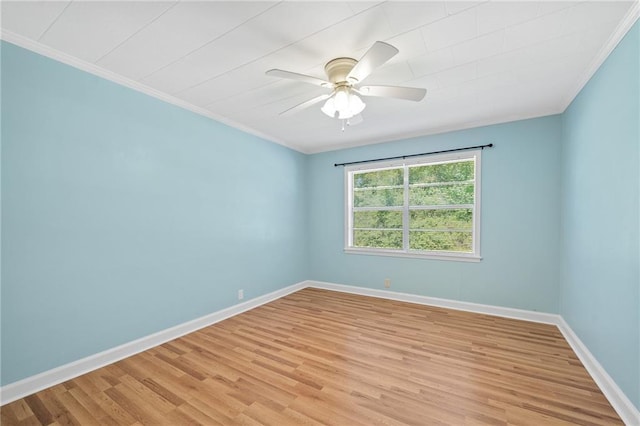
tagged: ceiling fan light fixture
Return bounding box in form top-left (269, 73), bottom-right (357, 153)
top-left (348, 93), bottom-right (366, 115)
top-left (321, 97), bottom-right (337, 118)
top-left (321, 89), bottom-right (366, 120)
top-left (267, 41), bottom-right (425, 125)
top-left (334, 88), bottom-right (349, 111)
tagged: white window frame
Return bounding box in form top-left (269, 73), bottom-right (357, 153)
top-left (344, 150), bottom-right (482, 262)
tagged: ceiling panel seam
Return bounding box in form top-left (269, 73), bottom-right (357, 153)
top-left (94, 1), bottom-right (179, 64)
top-left (36, 0), bottom-right (71, 41)
top-left (138, 1), bottom-right (282, 82)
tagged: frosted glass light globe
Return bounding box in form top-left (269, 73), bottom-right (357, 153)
top-left (349, 94), bottom-right (366, 116)
top-left (334, 89), bottom-right (349, 111)
top-left (321, 97), bottom-right (336, 118)
top-left (321, 89), bottom-right (366, 120)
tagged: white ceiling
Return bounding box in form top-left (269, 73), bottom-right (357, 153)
top-left (1, 1), bottom-right (638, 153)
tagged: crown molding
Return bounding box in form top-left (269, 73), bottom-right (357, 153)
top-left (561, 1), bottom-right (640, 110)
top-left (0, 30), bottom-right (302, 153)
top-left (307, 107), bottom-right (563, 154)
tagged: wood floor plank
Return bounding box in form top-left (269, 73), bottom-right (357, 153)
top-left (7, 397), bottom-right (34, 422)
top-left (23, 395), bottom-right (54, 425)
top-left (54, 391), bottom-right (101, 426)
top-left (175, 401), bottom-right (227, 426)
top-left (87, 391), bottom-right (137, 425)
top-left (1, 288), bottom-right (623, 425)
top-left (185, 395), bottom-right (236, 424)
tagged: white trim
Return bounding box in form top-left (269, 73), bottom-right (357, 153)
top-left (561, 3), bottom-right (640, 110)
top-left (308, 280), bottom-right (559, 324)
top-left (344, 247), bottom-right (482, 262)
top-left (307, 280), bottom-right (640, 425)
top-left (556, 317), bottom-right (640, 426)
top-left (0, 30), bottom-right (300, 154)
top-left (307, 109), bottom-right (563, 154)
top-left (2, 280), bottom-right (638, 425)
top-left (0, 281), bottom-right (307, 406)
top-left (474, 151), bottom-right (482, 257)
top-left (344, 166), bottom-right (353, 249)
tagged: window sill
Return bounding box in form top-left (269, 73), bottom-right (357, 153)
top-left (344, 247), bottom-right (482, 262)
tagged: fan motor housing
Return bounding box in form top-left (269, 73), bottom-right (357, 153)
top-left (324, 57), bottom-right (357, 84)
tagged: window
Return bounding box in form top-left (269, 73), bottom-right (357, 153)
top-left (345, 150), bottom-right (481, 261)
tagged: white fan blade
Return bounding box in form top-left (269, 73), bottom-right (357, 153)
top-left (346, 41), bottom-right (399, 84)
top-left (358, 85), bottom-right (426, 102)
top-left (347, 114), bottom-right (363, 126)
top-left (280, 93), bottom-right (332, 117)
top-left (266, 69), bottom-right (331, 87)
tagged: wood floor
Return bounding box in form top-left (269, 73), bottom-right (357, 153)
top-left (1, 288), bottom-right (622, 425)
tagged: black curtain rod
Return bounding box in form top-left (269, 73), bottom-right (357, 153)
top-left (334, 143), bottom-right (494, 167)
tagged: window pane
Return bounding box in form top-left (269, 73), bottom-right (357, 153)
top-left (409, 183), bottom-right (474, 206)
top-left (409, 160), bottom-right (474, 184)
top-left (354, 168), bottom-right (403, 188)
top-left (354, 188), bottom-right (403, 207)
top-left (354, 210), bottom-right (402, 229)
top-left (353, 230), bottom-right (402, 249)
top-left (409, 209), bottom-right (472, 252)
top-left (410, 209), bottom-right (472, 230)
top-left (409, 231), bottom-right (472, 252)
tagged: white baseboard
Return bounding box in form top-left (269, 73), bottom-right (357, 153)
top-left (307, 280), bottom-right (640, 425)
top-left (0, 281), bottom-right (307, 406)
top-left (3, 279), bottom-right (638, 425)
top-left (556, 317), bottom-right (640, 426)
top-left (307, 280), bottom-right (560, 324)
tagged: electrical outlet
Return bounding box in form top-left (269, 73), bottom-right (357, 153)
top-left (384, 278), bottom-right (391, 288)
top-left (238, 289), bottom-right (244, 300)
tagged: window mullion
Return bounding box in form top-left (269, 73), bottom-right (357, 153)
top-left (403, 164), bottom-right (409, 251)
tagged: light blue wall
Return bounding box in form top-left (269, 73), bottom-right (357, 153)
top-left (308, 116), bottom-right (562, 313)
top-left (0, 41), bottom-right (308, 385)
top-left (560, 22), bottom-right (639, 410)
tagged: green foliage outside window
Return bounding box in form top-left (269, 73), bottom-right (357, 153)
top-left (409, 184), bottom-right (473, 205)
top-left (409, 209), bottom-right (472, 251)
top-left (410, 209), bottom-right (472, 230)
top-left (409, 231), bottom-right (472, 252)
top-left (354, 230), bottom-right (403, 249)
top-left (354, 188), bottom-right (403, 207)
top-left (409, 161), bottom-right (474, 184)
top-left (354, 168), bottom-right (403, 188)
top-left (353, 210), bottom-right (402, 229)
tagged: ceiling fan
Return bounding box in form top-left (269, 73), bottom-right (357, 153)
top-left (265, 41), bottom-right (426, 127)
